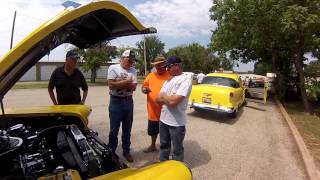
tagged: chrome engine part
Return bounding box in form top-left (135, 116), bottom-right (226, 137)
top-left (0, 123), bottom-right (127, 180)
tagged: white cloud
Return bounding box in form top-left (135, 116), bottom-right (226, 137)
top-left (0, 0), bottom-right (91, 58)
top-left (0, 0), bottom-right (219, 63)
top-left (132, 0), bottom-right (216, 38)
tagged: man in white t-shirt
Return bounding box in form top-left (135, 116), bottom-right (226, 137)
top-left (156, 55), bottom-right (192, 162)
top-left (107, 49), bottom-right (137, 163)
top-left (197, 72), bottom-right (205, 84)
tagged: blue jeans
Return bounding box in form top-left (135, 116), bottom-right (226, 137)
top-left (159, 121), bottom-right (186, 162)
top-left (108, 96), bottom-right (134, 155)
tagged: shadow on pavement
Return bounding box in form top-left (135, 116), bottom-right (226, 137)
top-left (184, 140), bottom-right (211, 169)
top-left (129, 140), bottom-right (211, 169)
top-left (245, 98), bottom-right (265, 104)
top-left (187, 108), bottom-right (243, 125)
top-left (245, 104), bottom-right (266, 112)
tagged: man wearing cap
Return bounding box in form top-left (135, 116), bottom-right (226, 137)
top-left (156, 55), bottom-right (192, 162)
top-left (107, 49), bottom-right (137, 162)
top-left (141, 55), bottom-right (171, 153)
top-left (48, 50), bottom-right (88, 105)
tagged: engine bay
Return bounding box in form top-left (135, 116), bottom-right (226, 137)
top-left (0, 118), bottom-right (127, 180)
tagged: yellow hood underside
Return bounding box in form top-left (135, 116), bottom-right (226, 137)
top-left (2, 105), bottom-right (91, 126)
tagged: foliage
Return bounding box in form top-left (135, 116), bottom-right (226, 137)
top-left (254, 62), bottom-right (272, 76)
top-left (166, 43), bottom-right (232, 73)
top-left (72, 42), bottom-right (117, 83)
top-left (305, 61), bottom-right (320, 78)
top-left (136, 35), bottom-right (165, 75)
top-left (305, 61), bottom-right (320, 102)
top-left (209, 0), bottom-right (320, 112)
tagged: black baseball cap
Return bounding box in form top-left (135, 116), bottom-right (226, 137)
top-left (66, 50), bottom-right (80, 59)
top-left (162, 55), bottom-right (182, 68)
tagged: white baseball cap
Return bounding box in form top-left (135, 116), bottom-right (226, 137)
top-left (121, 49), bottom-right (136, 61)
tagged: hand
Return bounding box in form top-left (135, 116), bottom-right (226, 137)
top-left (125, 76), bottom-right (133, 84)
top-left (159, 92), bottom-right (166, 98)
top-left (142, 87), bottom-right (151, 94)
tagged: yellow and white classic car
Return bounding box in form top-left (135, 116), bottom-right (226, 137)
top-left (0, 1), bottom-right (191, 180)
top-left (189, 72), bottom-right (246, 117)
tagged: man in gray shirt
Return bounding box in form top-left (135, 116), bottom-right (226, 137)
top-left (107, 49), bottom-right (137, 162)
top-left (156, 56), bottom-right (192, 162)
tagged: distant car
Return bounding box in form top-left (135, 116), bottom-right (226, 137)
top-left (189, 73), bottom-right (246, 117)
top-left (246, 79), bottom-right (266, 99)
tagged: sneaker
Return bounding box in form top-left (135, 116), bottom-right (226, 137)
top-left (124, 153), bottom-right (134, 163)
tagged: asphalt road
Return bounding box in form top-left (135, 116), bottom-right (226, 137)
top-left (4, 85), bottom-right (307, 180)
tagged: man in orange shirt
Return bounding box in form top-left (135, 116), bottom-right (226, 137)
top-left (142, 56), bottom-right (171, 153)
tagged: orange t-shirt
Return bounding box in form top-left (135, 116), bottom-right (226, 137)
top-left (143, 71), bottom-right (171, 121)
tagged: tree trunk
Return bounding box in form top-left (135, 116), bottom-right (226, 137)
top-left (91, 68), bottom-right (97, 83)
top-left (295, 46), bottom-right (312, 113)
top-left (271, 48), bottom-right (277, 73)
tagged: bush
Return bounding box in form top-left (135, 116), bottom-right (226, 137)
top-left (306, 82), bottom-right (320, 103)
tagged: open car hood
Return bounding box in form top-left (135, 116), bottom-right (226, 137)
top-left (0, 0), bottom-right (156, 99)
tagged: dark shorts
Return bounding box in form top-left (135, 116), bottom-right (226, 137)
top-left (147, 120), bottom-right (159, 136)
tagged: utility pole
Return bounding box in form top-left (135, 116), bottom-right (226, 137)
top-left (10, 11), bottom-right (17, 49)
top-left (143, 35), bottom-right (147, 76)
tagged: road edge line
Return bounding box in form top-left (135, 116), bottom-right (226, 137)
top-left (274, 97), bottom-right (319, 180)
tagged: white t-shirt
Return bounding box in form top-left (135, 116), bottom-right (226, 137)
top-left (107, 64), bottom-right (137, 96)
top-left (197, 73), bottom-right (205, 83)
top-left (160, 73), bottom-right (192, 127)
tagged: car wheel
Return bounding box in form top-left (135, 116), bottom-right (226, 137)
top-left (245, 89), bottom-right (250, 98)
top-left (229, 107), bottom-right (238, 118)
top-left (194, 107), bottom-right (201, 112)
top-left (242, 100), bottom-right (247, 106)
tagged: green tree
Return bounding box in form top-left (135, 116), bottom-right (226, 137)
top-left (136, 35), bottom-right (165, 75)
top-left (305, 61), bottom-right (320, 102)
top-left (254, 62), bottom-right (272, 76)
top-left (166, 43), bottom-right (231, 73)
top-left (73, 42), bottom-right (117, 83)
top-left (279, 1), bottom-right (320, 112)
top-left (209, 0), bottom-right (320, 113)
top-left (305, 61), bottom-right (320, 78)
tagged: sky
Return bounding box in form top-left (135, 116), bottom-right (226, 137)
top-left (0, 0), bottom-right (254, 72)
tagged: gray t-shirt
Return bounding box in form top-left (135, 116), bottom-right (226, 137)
top-left (107, 64), bottom-right (137, 96)
top-left (160, 73), bottom-right (192, 126)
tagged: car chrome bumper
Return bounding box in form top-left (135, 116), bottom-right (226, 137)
top-left (189, 102), bottom-right (234, 113)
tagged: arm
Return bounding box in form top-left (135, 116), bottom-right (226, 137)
top-left (141, 74), bottom-right (151, 94)
top-left (156, 92), bottom-right (184, 107)
top-left (48, 88), bottom-right (58, 105)
top-left (48, 70), bottom-right (57, 105)
top-left (107, 78), bottom-right (134, 90)
top-left (80, 71), bottom-right (88, 104)
top-left (81, 90), bottom-right (88, 104)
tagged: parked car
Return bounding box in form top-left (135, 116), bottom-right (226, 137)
top-left (0, 1), bottom-right (191, 180)
top-left (189, 72), bottom-right (245, 117)
top-left (246, 78), bottom-right (266, 99)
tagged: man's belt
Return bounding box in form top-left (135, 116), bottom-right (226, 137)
top-left (110, 95), bottom-right (132, 100)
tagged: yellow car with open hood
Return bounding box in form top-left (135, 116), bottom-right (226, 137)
top-left (0, 1), bottom-right (191, 180)
top-left (189, 72), bottom-right (245, 117)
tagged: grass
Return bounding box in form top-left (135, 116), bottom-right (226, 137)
top-left (283, 101), bottom-right (320, 169)
top-left (12, 76), bottom-right (146, 90)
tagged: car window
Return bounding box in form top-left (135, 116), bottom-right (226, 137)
top-left (202, 76), bottom-right (239, 88)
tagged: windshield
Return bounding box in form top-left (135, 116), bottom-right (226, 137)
top-left (201, 76), bottom-right (239, 88)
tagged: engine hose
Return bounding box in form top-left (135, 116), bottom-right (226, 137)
top-left (30, 125), bottom-right (69, 151)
